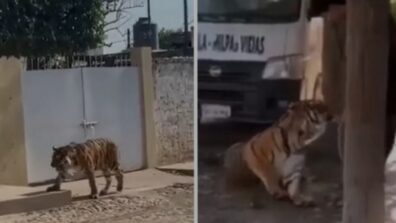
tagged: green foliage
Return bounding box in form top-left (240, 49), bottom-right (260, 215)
top-left (158, 28), bottom-right (184, 50)
top-left (0, 0), bottom-right (106, 57)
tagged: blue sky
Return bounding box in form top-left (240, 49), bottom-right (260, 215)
top-left (104, 0), bottom-right (194, 53)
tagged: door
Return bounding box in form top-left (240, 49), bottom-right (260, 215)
top-left (82, 67), bottom-right (144, 171)
top-left (22, 69), bottom-right (86, 183)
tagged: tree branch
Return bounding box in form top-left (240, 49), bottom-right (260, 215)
top-left (103, 0), bottom-right (142, 34)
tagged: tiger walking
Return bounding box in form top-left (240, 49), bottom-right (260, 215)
top-left (224, 100), bottom-right (334, 206)
top-left (46, 138), bottom-right (124, 199)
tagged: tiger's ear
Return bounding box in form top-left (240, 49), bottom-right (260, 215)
top-left (52, 146), bottom-right (58, 152)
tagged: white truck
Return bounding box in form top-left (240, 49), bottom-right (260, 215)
top-left (198, 0), bottom-right (310, 123)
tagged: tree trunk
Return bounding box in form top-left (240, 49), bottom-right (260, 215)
top-left (343, 0), bottom-right (389, 223)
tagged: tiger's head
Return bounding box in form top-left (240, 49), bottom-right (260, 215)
top-left (50, 143), bottom-right (77, 172)
top-left (288, 100), bottom-right (334, 124)
top-left (286, 100), bottom-right (334, 147)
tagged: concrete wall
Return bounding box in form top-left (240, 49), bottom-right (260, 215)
top-left (0, 57), bottom-right (28, 185)
top-left (152, 57), bottom-right (193, 165)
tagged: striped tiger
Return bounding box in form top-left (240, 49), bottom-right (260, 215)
top-left (46, 138), bottom-right (124, 199)
top-left (224, 100), bottom-right (334, 206)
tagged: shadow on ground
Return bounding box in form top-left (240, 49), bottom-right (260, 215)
top-left (198, 122), bottom-right (343, 223)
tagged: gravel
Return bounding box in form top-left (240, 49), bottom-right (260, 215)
top-left (0, 183), bottom-right (193, 223)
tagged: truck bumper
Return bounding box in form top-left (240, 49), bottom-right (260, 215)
top-left (198, 79), bottom-right (302, 124)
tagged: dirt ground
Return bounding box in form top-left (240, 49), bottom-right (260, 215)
top-left (0, 183), bottom-right (193, 223)
top-left (198, 122), bottom-right (343, 223)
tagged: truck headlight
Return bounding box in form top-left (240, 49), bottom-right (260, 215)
top-left (261, 56), bottom-right (304, 79)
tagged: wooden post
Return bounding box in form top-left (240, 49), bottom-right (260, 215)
top-left (343, 0), bottom-right (389, 222)
top-left (322, 5), bottom-right (346, 118)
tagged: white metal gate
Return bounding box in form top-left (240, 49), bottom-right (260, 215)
top-left (22, 54), bottom-right (144, 183)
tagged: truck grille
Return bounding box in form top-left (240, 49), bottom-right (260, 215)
top-left (198, 60), bottom-right (265, 83)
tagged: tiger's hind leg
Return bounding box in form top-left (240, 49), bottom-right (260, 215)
top-left (244, 147), bottom-right (288, 200)
top-left (246, 160), bottom-right (288, 200)
top-left (99, 169), bottom-right (112, 196)
top-left (114, 167), bottom-right (124, 192)
top-left (254, 167), bottom-right (288, 200)
top-left (86, 169), bottom-right (98, 199)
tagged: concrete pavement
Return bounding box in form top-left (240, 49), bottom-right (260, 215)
top-left (39, 168), bottom-right (193, 198)
top-left (0, 162), bottom-right (194, 216)
top-left (0, 186), bottom-right (71, 216)
top-left (156, 162), bottom-right (194, 176)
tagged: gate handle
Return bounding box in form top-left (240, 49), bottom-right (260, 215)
top-left (81, 120), bottom-right (98, 128)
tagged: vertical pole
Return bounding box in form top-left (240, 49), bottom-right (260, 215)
top-left (127, 28), bottom-right (131, 49)
top-left (147, 0), bottom-right (151, 24)
top-left (183, 0), bottom-right (189, 54)
top-left (343, 0), bottom-right (389, 223)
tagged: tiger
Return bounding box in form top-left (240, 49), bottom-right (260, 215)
top-left (46, 138), bottom-right (124, 199)
top-left (223, 100), bottom-right (334, 206)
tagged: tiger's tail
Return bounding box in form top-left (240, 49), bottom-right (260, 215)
top-left (200, 142), bottom-right (247, 169)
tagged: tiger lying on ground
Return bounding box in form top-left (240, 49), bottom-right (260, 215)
top-left (46, 138), bottom-right (124, 199)
top-left (224, 100), bottom-right (334, 206)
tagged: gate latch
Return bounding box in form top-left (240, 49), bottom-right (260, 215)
top-left (81, 120), bottom-right (98, 128)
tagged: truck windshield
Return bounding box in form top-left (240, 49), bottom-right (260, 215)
top-left (198, 0), bottom-right (301, 23)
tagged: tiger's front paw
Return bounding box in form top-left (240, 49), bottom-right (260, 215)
top-left (292, 195), bottom-right (316, 207)
top-left (90, 193), bottom-right (99, 199)
top-left (271, 188), bottom-right (289, 200)
top-left (46, 185), bottom-right (60, 192)
top-left (117, 184), bottom-right (123, 192)
top-left (99, 190), bottom-right (108, 196)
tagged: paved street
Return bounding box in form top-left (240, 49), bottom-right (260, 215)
top-left (0, 166), bottom-right (193, 223)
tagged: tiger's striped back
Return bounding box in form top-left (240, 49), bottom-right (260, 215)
top-left (73, 138), bottom-right (120, 171)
